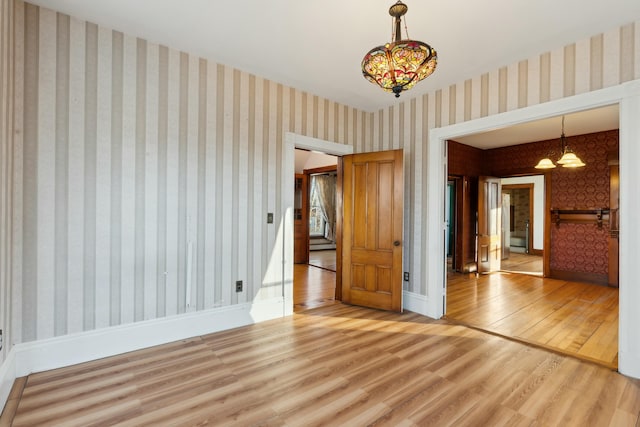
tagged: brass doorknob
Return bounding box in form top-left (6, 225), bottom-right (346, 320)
top-left (393, 241), bottom-right (401, 246)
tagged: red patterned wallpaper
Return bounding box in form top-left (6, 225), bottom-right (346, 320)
top-left (450, 129), bottom-right (618, 278)
top-left (448, 141), bottom-right (484, 177)
top-left (550, 223), bottom-right (610, 274)
top-left (545, 130), bottom-right (617, 276)
top-left (547, 131), bottom-right (617, 209)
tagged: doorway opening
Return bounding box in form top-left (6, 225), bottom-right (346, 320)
top-left (288, 136), bottom-right (405, 315)
top-left (307, 169), bottom-right (338, 272)
top-left (442, 112), bottom-right (620, 369)
top-left (293, 149), bottom-right (338, 312)
top-left (500, 178), bottom-right (543, 276)
top-left (445, 180), bottom-right (456, 274)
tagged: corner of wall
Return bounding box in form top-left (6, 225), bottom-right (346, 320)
top-left (0, 348), bottom-right (16, 415)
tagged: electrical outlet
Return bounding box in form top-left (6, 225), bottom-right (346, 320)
top-left (404, 272), bottom-right (410, 281)
top-left (236, 280), bottom-right (243, 292)
top-left (0, 329), bottom-right (3, 352)
top-left (267, 213), bottom-right (274, 224)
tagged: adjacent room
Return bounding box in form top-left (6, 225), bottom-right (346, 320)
top-left (445, 107), bottom-right (620, 368)
top-left (293, 149), bottom-right (338, 312)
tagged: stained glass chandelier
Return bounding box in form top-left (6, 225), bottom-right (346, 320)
top-left (362, 1), bottom-right (437, 98)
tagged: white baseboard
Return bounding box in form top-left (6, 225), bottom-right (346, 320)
top-left (403, 290), bottom-right (430, 317)
top-left (1, 292), bottom-right (428, 411)
top-left (619, 350), bottom-right (640, 379)
top-left (0, 348), bottom-right (16, 412)
top-left (0, 298), bottom-right (286, 413)
top-left (6, 297), bottom-right (285, 388)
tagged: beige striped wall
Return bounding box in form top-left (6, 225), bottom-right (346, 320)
top-left (1, 0), bottom-right (15, 363)
top-left (8, 0), bottom-right (640, 342)
top-left (11, 1), bottom-right (368, 343)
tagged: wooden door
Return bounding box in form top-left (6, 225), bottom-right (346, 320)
top-left (501, 192), bottom-right (511, 260)
top-left (608, 152), bottom-right (619, 287)
top-left (294, 174), bottom-right (309, 264)
top-left (342, 149), bottom-right (403, 312)
top-left (478, 176), bottom-right (502, 273)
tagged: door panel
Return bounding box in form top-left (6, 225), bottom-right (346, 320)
top-left (609, 159), bottom-right (619, 287)
top-left (501, 192), bottom-right (511, 260)
top-left (342, 150), bottom-right (403, 312)
top-left (478, 176), bottom-right (502, 273)
top-left (293, 174), bottom-right (309, 263)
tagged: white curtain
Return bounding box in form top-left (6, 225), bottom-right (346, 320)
top-left (313, 174), bottom-right (337, 242)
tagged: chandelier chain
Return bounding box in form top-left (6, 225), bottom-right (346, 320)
top-left (390, 16), bottom-right (394, 41)
top-left (403, 14), bottom-right (410, 39)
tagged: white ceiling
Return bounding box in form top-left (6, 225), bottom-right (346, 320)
top-left (29, 0), bottom-right (637, 145)
top-left (295, 150), bottom-right (337, 174)
top-left (454, 104), bottom-right (620, 149)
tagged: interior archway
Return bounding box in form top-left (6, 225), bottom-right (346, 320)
top-left (426, 80), bottom-right (640, 379)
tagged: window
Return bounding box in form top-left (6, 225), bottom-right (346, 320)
top-left (309, 179), bottom-right (327, 237)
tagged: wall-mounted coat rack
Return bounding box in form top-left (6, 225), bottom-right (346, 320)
top-left (550, 208), bottom-right (610, 229)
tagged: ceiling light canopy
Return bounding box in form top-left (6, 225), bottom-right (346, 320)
top-left (361, 1), bottom-right (437, 98)
top-left (534, 116), bottom-right (585, 169)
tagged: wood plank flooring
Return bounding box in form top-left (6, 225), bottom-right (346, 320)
top-left (4, 303), bottom-right (639, 426)
top-left (501, 253), bottom-right (543, 275)
top-left (446, 271), bottom-right (619, 368)
top-left (294, 263), bottom-right (336, 312)
top-left (307, 249), bottom-right (336, 272)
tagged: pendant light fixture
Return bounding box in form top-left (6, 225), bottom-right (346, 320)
top-left (361, 1), bottom-right (437, 98)
top-left (534, 116), bottom-right (585, 169)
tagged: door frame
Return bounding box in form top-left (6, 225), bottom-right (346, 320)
top-left (427, 79), bottom-right (640, 379)
top-left (501, 175), bottom-right (548, 274)
top-left (293, 173), bottom-right (309, 264)
top-left (284, 133), bottom-right (353, 314)
top-left (501, 183), bottom-right (534, 254)
top-left (477, 176), bottom-right (503, 274)
top-left (445, 179), bottom-right (456, 267)
top-left (502, 182), bottom-right (536, 255)
top-left (304, 164), bottom-right (338, 265)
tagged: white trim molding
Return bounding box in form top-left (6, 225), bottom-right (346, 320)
top-left (402, 290), bottom-right (429, 316)
top-left (426, 79), bottom-right (640, 379)
top-left (0, 297), bottom-right (285, 411)
top-left (287, 133), bottom-right (354, 156)
top-left (0, 348), bottom-right (16, 412)
top-left (618, 86), bottom-right (640, 379)
top-left (284, 131), bottom-right (353, 314)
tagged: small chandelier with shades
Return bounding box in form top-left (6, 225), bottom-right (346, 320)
top-left (534, 116), bottom-right (585, 169)
top-left (361, 1), bottom-right (437, 98)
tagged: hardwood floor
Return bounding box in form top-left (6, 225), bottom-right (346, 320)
top-left (446, 271), bottom-right (619, 368)
top-left (4, 303), bottom-right (639, 426)
top-left (501, 252), bottom-right (543, 275)
top-left (307, 249), bottom-right (336, 272)
top-left (294, 263), bottom-right (336, 312)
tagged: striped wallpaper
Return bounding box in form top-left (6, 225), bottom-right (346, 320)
top-left (1, 0), bottom-right (16, 364)
top-left (7, 0), bottom-right (640, 343)
top-left (11, 1), bottom-right (368, 343)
